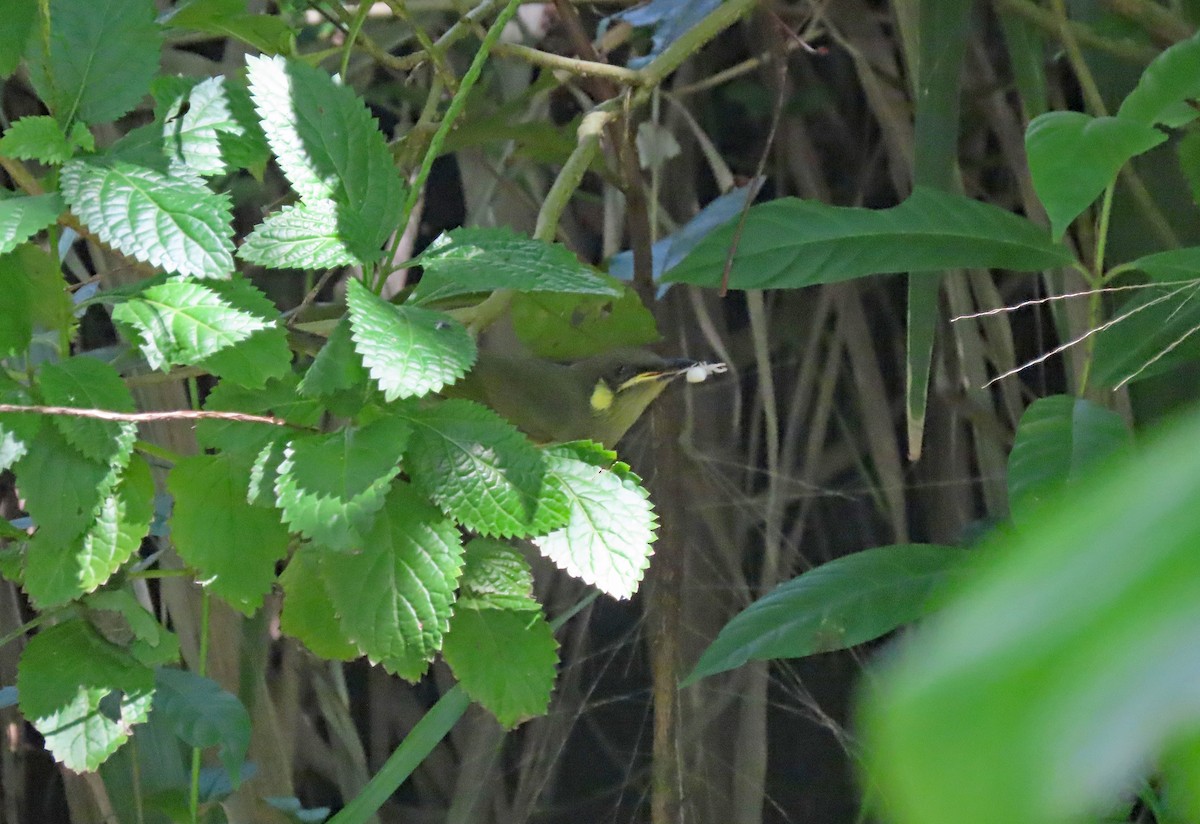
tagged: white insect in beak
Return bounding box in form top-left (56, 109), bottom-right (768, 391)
top-left (685, 362), bottom-right (728, 383)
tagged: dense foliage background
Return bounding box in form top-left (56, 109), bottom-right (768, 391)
top-left (5, 0), bottom-right (1200, 823)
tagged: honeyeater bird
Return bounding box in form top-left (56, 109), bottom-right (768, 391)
top-left (451, 348), bottom-right (726, 448)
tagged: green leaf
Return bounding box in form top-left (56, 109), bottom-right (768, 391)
top-left (18, 243), bottom-right (74, 334)
top-left (456, 538), bottom-right (538, 611)
top-left (321, 482), bottom-right (463, 680)
top-left (27, 0), bottom-right (162, 125)
top-left (39, 356), bottom-right (138, 463)
top-left (60, 160), bottom-right (235, 279)
top-left (18, 619), bottom-right (155, 772)
top-left (0, 0), bottom-right (36, 77)
top-left (279, 548), bottom-right (359, 661)
top-left (345, 278), bottom-right (476, 401)
top-left (533, 441), bottom-right (656, 600)
top-left (663, 187), bottom-right (1076, 290)
top-left (197, 326), bottom-right (293, 388)
top-left (14, 424), bottom-right (122, 548)
top-left (1091, 280), bottom-right (1200, 387)
top-left (238, 200), bottom-right (360, 269)
top-left (159, 76), bottom-right (245, 177)
top-left (0, 248), bottom-right (32, 355)
top-left (442, 606), bottom-right (558, 728)
top-left (153, 667), bottom-right (250, 787)
top-left (1007, 395), bottom-right (1131, 519)
top-left (86, 587), bottom-right (180, 667)
top-left (245, 54), bottom-right (403, 260)
top-left (111, 276), bottom-right (276, 371)
top-left (0, 193), bottom-right (64, 256)
top-left (1178, 128), bottom-right (1200, 205)
top-left (274, 417), bottom-right (410, 550)
top-left (1124, 245), bottom-right (1200, 280)
top-left (685, 544), bottom-right (970, 686)
top-left (164, 0), bottom-right (293, 54)
top-left (1117, 29), bottom-right (1200, 127)
top-left (859, 404), bottom-right (1200, 824)
top-left (297, 317), bottom-right (369, 399)
top-left (0, 372), bottom-right (38, 472)
top-left (1026, 112), bottom-right (1166, 241)
top-left (511, 287), bottom-right (660, 360)
top-left (24, 455), bottom-right (153, 609)
top-left (0, 116), bottom-right (93, 164)
top-left (196, 372), bottom-right (323, 462)
top-left (404, 400), bottom-right (546, 538)
top-left (168, 454), bottom-right (290, 615)
top-left (408, 227), bottom-right (620, 305)
top-left (219, 79), bottom-right (272, 177)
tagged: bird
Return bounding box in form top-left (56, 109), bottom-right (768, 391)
top-left (450, 348), bottom-right (726, 448)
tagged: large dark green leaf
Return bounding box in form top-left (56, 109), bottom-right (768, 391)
top-left (685, 544), bottom-right (968, 685)
top-left (1007, 395), bottom-right (1130, 520)
top-left (1026, 112), bottom-right (1165, 241)
top-left (664, 187), bottom-right (1073, 290)
top-left (860, 404), bottom-right (1200, 824)
top-left (27, 0), bottom-right (161, 125)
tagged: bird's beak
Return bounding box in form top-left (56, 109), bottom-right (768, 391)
top-left (615, 359), bottom-right (728, 391)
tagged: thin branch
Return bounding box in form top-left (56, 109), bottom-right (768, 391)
top-left (0, 404), bottom-right (298, 427)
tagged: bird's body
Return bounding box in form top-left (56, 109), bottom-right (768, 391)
top-left (450, 348), bottom-right (723, 448)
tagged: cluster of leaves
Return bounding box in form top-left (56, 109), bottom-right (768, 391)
top-left (0, 0), bottom-right (660, 795)
top-left (676, 26), bottom-right (1200, 824)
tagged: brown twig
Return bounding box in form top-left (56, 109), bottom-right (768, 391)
top-left (0, 404), bottom-right (296, 427)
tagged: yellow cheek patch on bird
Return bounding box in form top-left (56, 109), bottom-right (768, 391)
top-left (590, 379), bottom-right (615, 411)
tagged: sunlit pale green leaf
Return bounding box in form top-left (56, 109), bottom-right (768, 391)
top-left (408, 227), bottom-right (619, 305)
top-left (1026, 112), bottom-right (1165, 241)
top-left (18, 619), bottom-right (154, 772)
top-left (346, 278), bottom-right (476, 401)
top-left (239, 200), bottom-right (360, 269)
top-left (404, 400), bottom-right (546, 538)
top-left (664, 187), bottom-right (1075, 290)
top-left (533, 441), bottom-right (656, 600)
top-left (860, 405), bottom-right (1200, 824)
top-left (245, 54), bottom-right (403, 260)
top-left (168, 454), bottom-right (290, 615)
top-left (321, 482), bottom-right (463, 680)
top-left (159, 76), bottom-right (244, 177)
top-left (111, 276), bottom-right (276, 371)
top-left (685, 544), bottom-right (969, 686)
top-left (61, 160), bottom-right (234, 278)
top-left (0, 194), bottom-right (64, 256)
top-left (274, 416), bottom-right (410, 550)
top-left (1007, 395), bottom-right (1131, 519)
top-left (442, 606), bottom-right (558, 728)
top-left (27, 0), bottom-right (161, 125)
top-left (154, 667), bottom-right (251, 786)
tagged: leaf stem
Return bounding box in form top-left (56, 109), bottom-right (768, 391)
top-left (188, 589), bottom-right (211, 824)
top-left (338, 0), bottom-right (374, 81)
